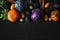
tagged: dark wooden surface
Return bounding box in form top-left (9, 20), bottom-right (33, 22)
top-left (0, 21), bottom-right (60, 40)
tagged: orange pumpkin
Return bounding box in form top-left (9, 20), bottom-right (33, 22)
top-left (51, 15), bottom-right (59, 21)
top-left (7, 9), bottom-right (19, 22)
top-left (51, 10), bottom-right (59, 21)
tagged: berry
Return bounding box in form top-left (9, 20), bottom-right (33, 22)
top-left (31, 9), bottom-right (40, 21)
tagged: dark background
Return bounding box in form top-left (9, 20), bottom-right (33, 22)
top-left (0, 21), bottom-right (60, 40)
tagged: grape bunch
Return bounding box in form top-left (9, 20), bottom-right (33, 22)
top-left (15, 0), bottom-right (24, 12)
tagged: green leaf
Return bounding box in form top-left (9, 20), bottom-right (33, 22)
top-left (0, 0), bottom-right (8, 20)
top-left (0, 14), bottom-right (3, 18)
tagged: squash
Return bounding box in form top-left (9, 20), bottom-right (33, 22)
top-left (51, 10), bottom-right (60, 21)
top-left (7, 9), bottom-right (19, 22)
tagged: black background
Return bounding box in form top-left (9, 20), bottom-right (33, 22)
top-left (0, 21), bottom-right (60, 40)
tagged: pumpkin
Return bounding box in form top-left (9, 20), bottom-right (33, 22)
top-left (51, 15), bottom-right (59, 21)
top-left (7, 9), bottom-right (19, 22)
top-left (51, 10), bottom-right (60, 21)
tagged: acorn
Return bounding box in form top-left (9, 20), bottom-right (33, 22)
top-left (44, 15), bottom-right (49, 21)
top-left (21, 12), bottom-right (25, 19)
top-left (45, 2), bottom-right (50, 8)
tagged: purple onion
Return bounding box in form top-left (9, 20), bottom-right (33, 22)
top-left (31, 9), bottom-right (40, 21)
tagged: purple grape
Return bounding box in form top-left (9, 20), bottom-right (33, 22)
top-left (31, 9), bottom-right (40, 21)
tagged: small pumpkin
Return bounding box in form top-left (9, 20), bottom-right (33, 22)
top-left (7, 9), bottom-right (19, 22)
top-left (51, 15), bottom-right (59, 21)
top-left (51, 10), bottom-right (60, 21)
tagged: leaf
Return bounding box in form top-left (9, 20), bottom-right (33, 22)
top-left (0, 14), bottom-right (3, 18)
top-left (3, 9), bottom-right (8, 20)
top-left (0, 0), bottom-right (8, 20)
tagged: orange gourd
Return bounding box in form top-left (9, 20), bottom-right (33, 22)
top-left (7, 9), bottom-right (19, 22)
top-left (51, 15), bottom-right (58, 21)
top-left (51, 10), bottom-right (59, 21)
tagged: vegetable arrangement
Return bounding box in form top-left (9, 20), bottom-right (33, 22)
top-left (0, 0), bottom-right (60, 23)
